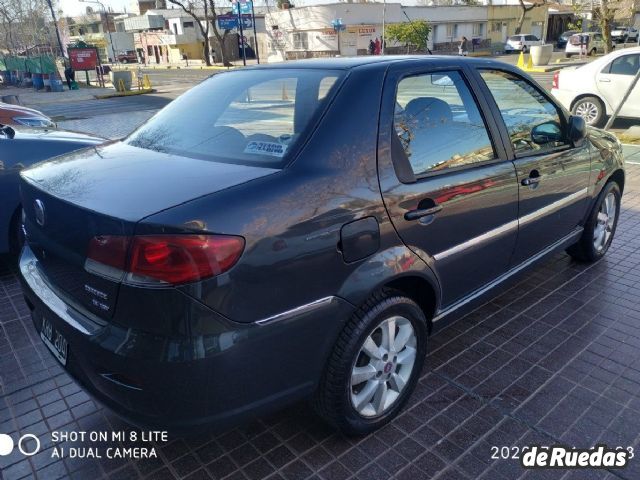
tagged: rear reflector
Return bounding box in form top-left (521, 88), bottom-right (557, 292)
top-left (552, 71), bottom-right (559, 89)
top-left (86, 234), bottom-right (245, 286)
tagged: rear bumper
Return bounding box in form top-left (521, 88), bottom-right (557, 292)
top-left (19, 245), bottom-right (354, 429)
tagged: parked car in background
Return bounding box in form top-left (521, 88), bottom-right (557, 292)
top-left (556, 30), bottom-right (578, 49)
top-left (504, 34), bottom-right (541, 53)
top-left (565, 32), bottom-right (608, 57)
top-left (0, 127), bottom-right (104, 254)
top-left (116, 50), bottom-right (138, 63)
top-left (0, 102), bottom-right (55, 128)
top-left (551, 46), bottom-right (640, 126)
top-left (18, 57), bottom-right (625, 434)
top-left (611, 25), bottom-right (639, 43)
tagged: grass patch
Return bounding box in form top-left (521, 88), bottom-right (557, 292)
top-left (618, 134), bottom-right (640, 145)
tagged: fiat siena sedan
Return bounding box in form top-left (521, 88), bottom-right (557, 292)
top-left (19, 57), bottom-right (624, 434)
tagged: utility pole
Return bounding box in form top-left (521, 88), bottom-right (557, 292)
top-left (45, 0), bottom-right (65, 57)
top-left (381, 0), bottom-right (386, 55)
top-left (250, 0), bottom-right (260, 64)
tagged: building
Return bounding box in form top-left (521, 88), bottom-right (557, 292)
top-left (486, 3), bottom-right (549, 44)
top-left (122, 8), bottom-right (267, 65)
top-left (264, 3), bottom-right (546, 62)
top-left (65, 9), bottom-right (135, 61)
top-left (130, 0), bottom-right (167, 16)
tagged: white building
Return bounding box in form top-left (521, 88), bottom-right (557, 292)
top-left (265, 3), bottom-right (491, 62)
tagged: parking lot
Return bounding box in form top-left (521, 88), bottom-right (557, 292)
top-left (0, 146), bottom-right (639, 479)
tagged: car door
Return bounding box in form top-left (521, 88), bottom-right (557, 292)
top-left (596, 53), bottom-right (640, 118)
top-left (377, 64), bottom-right (519, 307)
top-left (474, 68), bottom-right (592, 265)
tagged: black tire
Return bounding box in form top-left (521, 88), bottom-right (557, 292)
top-left (572, 96), bottom-right (606, 127)
top-left (565, 53), bottom-right (574, 58)
top-left (8, 208), bottom-right (23, 255)
top-left (314, 289), bottom-right (428, 435)
top-left (567, 181), bottom-right (621, 262)
top-left (522, 46), bottom-right (528, 53)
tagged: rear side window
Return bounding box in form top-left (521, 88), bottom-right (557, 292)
top-left (126, 69), bottom-right (343, 168)
top-left (606, 54), bottom-right (640, 76)
top-left (393, 70), bottom-right (495, 176)
top-left (479, 70), bottom-right (568, 156)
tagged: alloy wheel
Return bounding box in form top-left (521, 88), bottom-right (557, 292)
top-left (593, 192), bottom-right (617, 253)
top-left (350, 315), bottom-right (417, 417)
top-left (575, 101), bottom-right (599, 125)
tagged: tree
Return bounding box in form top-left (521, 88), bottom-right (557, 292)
top-left (594, 0), bottom-right (635, 54)
top-left (514, 0), bottom-right (546, 36)
top-left (385, 20), bottom-right (431, 54)
top-left (0, 0), bottom-right (55, 54)
top-left (206, 0), bottom-right (232, 67)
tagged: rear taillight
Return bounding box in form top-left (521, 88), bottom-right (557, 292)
top-left (85, 234), bottom-right (245, 286)
top-left (552, 71), bottom-right (559, 89)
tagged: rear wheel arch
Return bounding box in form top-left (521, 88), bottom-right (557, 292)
top-left (609, 169), bottom-right (625, 195)
top-left (382, 275), bottom-right (438, 334)
top-left (570, 93), bottom-right (605, 112)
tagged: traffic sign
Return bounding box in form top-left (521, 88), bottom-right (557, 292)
top-left (232, 0), bottom-right (252, 15)
top-left (217, 14), bottom-right (238, 30)
top-left (217, 13), bottom-right (252, 30)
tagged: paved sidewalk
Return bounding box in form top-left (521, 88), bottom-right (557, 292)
top-left (0, 153), bottom-right (639, 480)
top-left (0, 86), bottom-right (115, 108)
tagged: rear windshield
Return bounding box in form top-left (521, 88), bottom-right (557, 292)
top-left (508, 36), bottom-right (522, 41)
top-left (126, 68), bottom-right (344, 168)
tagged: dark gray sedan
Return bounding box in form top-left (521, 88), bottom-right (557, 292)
top-left (0, 127), bottom-right (104, 254)
top-left (18, 57), bottom-right (624, 434)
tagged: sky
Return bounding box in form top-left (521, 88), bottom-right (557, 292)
top-left (58, 0), bottom-right (135, 16)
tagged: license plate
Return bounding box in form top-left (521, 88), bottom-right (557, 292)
top-left (40, 317), bottom-right (68, 366)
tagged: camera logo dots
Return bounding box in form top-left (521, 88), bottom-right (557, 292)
top-left (0, 434), bottom-right (14, 456)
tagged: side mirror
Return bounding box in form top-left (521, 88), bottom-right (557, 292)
top-left (531, 121), bottom-right (563, 145)
top-left (568, 115), bottom-right (587, 145)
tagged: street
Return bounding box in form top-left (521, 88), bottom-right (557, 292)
top-left (37, 56), bottom-right (558, 140)
top-left (2, 53), bottom-right (640, 480)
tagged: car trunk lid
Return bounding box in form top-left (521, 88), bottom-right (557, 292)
top-left (20, 141), bottom-right (277, 320)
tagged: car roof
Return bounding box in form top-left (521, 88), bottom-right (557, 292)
top-left (242, 55), bottom-right (512, 71)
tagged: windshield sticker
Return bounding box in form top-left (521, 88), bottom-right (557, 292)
top-left (244, 141), bottom-right (287, 157)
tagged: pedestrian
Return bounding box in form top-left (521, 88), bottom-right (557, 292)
top-left (368, 39), bottom-right (375, 55)
top-left (458, 36), bottom-right (469, 56)
top-left (63, 62), bottom-right (75, 91)
top-left (374, 37), bottom-right (381, 55)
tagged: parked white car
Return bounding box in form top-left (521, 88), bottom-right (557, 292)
top-left (504, 34), bottom-right (541, 53)
top-left (565, 32), bottom-right (607, 57)
top-left (611, 26), bottom-right (639, 43)
top-left (551, 47), bottom-right (640, 126)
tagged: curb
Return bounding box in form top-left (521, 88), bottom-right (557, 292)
top-left (113, 65), bottom-right (235, 71)
top-left (94, 88), bottom-right (155, 99)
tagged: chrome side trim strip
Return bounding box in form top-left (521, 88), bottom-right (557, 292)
top-left (433, 187), bottom-right (589, 262)
top-left (255, 296), bottom-right (337, 326)
top-left (432, 227), bottom-right (584, 322)
top-left (434, 219), bottom-right (518, 261)
top-left (519, 187), bottom-right (588, 227)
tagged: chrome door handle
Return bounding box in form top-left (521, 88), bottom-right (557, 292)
top-left (404, 204), bottom-right (443, 221)
top-left (599, 78), bottom-right (611, 83)
top-left (521, 177), bottom-right (541, 186)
